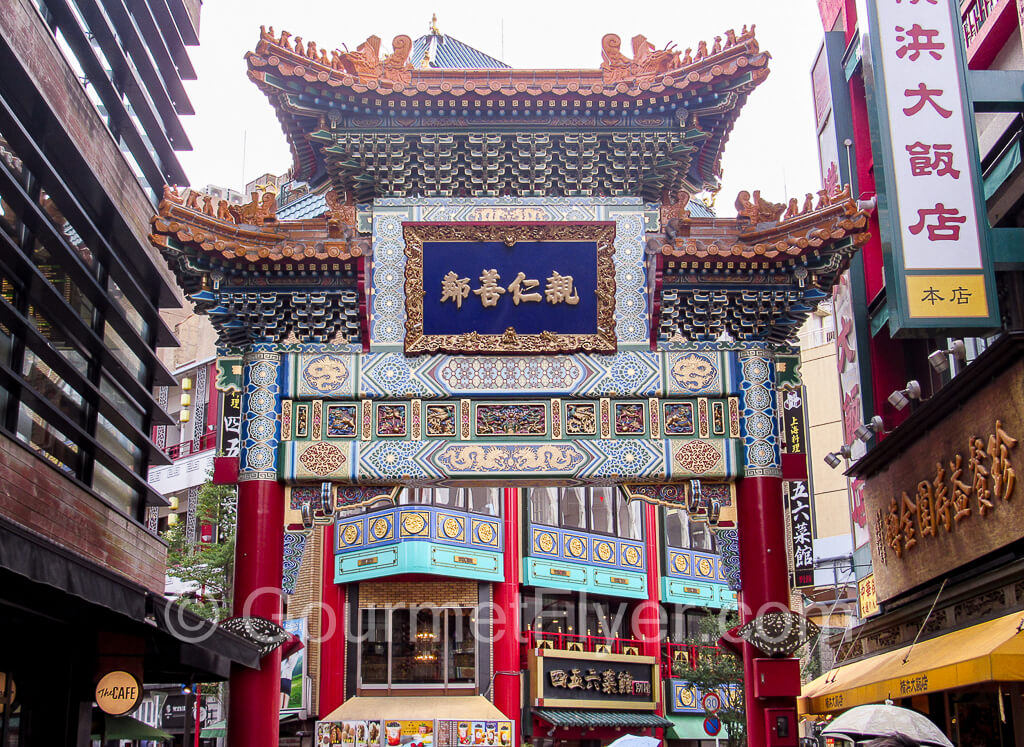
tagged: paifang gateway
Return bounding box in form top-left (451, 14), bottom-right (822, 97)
top-left (149, 22), bottom-right (869, 747)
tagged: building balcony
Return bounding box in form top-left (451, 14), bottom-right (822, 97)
top-left (334, 504), bottom-right (504, 583)
top-left (962, 0), bottom-right (1018, 69)
top-left (661, 548), bottom-right (737, 608)
top-left (164, 430), bottom-right (218, 460)
top-left (525, 629), bottom-right (645, 656)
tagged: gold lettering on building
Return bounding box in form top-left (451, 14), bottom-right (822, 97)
top-left (882, 420), bottom-right (1018, 563)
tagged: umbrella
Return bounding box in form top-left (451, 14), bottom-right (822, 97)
top-left (606, 735), bottom-right (660, 747)
top-left (822, 704), bottom-right (953, 747)
top-left (90, 713), bottom-right (173, 741)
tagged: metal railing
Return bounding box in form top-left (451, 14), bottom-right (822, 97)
top-left (164, 430), bottom-right (218, 460)
top-left (962, 0), bottom-right (1000, 49)
top-left (663, 642), bottom-right (726, 676)
top-left (525, 629), bottom-right (645, 655)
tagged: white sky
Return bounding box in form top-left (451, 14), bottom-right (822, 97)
top-left (179, 0), bottom-right (827, 217)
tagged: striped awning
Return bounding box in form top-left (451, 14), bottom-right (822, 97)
top-left (534, 709), bottom-right (672, 728)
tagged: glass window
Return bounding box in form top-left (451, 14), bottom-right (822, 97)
top-left (16, 401), bottom-right (79, 474)
top-left (359, 609), bottom-right (388, 685)
top-left (446, 609), bottom-right (476, 684)
top-left (617, 496), bottom-right (643, 540)
top-left (529, 487), bottom-right (558, 527)
top-left (467, 487), bottom-right (498, 515)
top-left (359, 607), bottom-right (475, 688)
top-left (391, 608), bottom-right (443, 685)
top-left (432, 487), bottom-right (464, 510)
top-left (665, 509), bottom-right (686, 548)
top-left (559, 487), bottom-right (587, 531)
top-left (590, 487), bottom-right (614, 534)
top-left (107, 276), bottom-right (148, 337)
top-left (103, 322), bottom-right (147, 383)
top-left (690, 519), bottom-right (715, 552)
top-left (91, 461), bottom-right (138, 517)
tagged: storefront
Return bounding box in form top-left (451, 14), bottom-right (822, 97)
top-left (316, 696), bottom-right (512, 747)
top-left (800, 335), bottom-right (1024, 745)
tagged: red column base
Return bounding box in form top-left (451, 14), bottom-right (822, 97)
top-left (228, 653), bottom-right (282, 747)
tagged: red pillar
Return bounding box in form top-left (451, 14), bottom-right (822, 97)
top-left (228, 477), bottom-right (285, 747)
top-left (493, 487), bottom-right (522, 743)
top-left (637, 500), bottom-right (665, 730)
top-left (319, 523), bottom-right (346, 717)
top-left (737, 474), bottom-right (795, 747)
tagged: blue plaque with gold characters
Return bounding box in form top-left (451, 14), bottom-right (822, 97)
top-left (403, 222), bottom-right (616, 354)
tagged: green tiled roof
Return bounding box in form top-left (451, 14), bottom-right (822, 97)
top-left (534, 709), bottom-right (673, 728)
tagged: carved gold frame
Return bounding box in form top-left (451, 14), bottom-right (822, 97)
top-left (403, 222), bottom-right (617, 355)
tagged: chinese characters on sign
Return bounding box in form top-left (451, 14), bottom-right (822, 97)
top-left (786, 480), bottom-right (815, 588)
top-left (440, 269), bottom-right (580, 310)
top-left (548, 668), bottom-right (652, 697)
top-left (878, 420), bottom-right (1017, 563)
top-left (872, 0), bottom-right (995, 327)
top-left (858, 573), bottom-right (880, 617)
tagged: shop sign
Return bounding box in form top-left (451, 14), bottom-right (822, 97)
top-left (865, 358), bottom-right (1023, 602)
top-left (867, 0), bottom-right (999, 332)
top-left (160, 694), bottom-right (216, 731)
top-left (95, 670), bottom-right (141, 716)
top-left (436, 719), bottom-right (513, 747)
top-left (786, 480), bottom-right (815, 589)
top-left (403, 222), bottom-right (616, 355)
top-left (529, 649), bottom-right (659, 710)
top-left (215, 356), bottom-right (242, 393)
top-left (316, 721), bottom-right (382, 747)
top-left (219, 389), bottom-right (241, 458)
top-left (858, 573), bottom-right (880, 618)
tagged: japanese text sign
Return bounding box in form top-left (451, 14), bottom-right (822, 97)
top-left (869, 0), bottom-right (998, 331)
top-left (529, 649), bottom-right (659, 711)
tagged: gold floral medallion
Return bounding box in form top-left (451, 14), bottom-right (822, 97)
top-left (477, 522), bottom-right (496, 544)
top-left (371, 518), bottom-right (389, 539)
top-left (443, 516), bottom-right (462, 538)
top-left (537, 532), bottom-right (555, 553)
top-left (596, 542), bottom-right (613, 562)
top-left (568, 536), bottom-right (585, 557)
top-left (624, 546), bottom-right (641, 566)
top-left (343, 524), bottom-right (359, 545)
top-left (402, 513), bottom-right (426, 535)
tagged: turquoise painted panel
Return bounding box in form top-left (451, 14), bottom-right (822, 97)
top-left (335, 545), bottom-right (401, 582)
top-left (427, 545), bottom-right (503, 578)
top-left (715, 586), bottom-right (738, 609)
top-left (592, 569), bottom-right (646, 597)
top-left (335, 506), bottom-right (503, 554)
top-left (664, 548), bottom-right (727, 586)
top-left (280, 348), bottom-right (745, 400)
top-left (528, 524), bottom-right (646, 573)
top-left (661, 577), bottom-right (715, 606)
top-left (524, 557), bottom-right (589, 591)
top-left (523, 557), bottom-right (647, 599)
top-left (334, 542), bottom-right (503, 583)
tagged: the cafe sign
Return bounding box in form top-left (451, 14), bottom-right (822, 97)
top-left (528, 649), bottom-right (660, 710)
top-left (95, 670), bottom-right (142, 716)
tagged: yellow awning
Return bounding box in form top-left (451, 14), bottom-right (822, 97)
top-left (800, 610), bottom-right (1024, 715)
top-left (321, 696), bottom-right (508, 722)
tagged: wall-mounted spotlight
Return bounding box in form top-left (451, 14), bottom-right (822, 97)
top-left (320, 482), bottom-right (335, 517)
top-left (853, 416), bottom-right (885, 443)
top-left (824, 444), bottom-right (853, 469)
top-left (687, 479), bottom-right (702, 513)
top-left (887, 380), bottom-right (922, 411)
top-left (928, 340), bottom-right (967, 374)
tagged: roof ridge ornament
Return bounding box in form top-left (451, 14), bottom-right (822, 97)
top-left (429, 12), bottom-right (440, 36)
top-left (599, 25), bottom-right (757, 85)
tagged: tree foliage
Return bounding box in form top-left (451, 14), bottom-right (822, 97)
top-left (673, 611), bottom-right (746, 747)
top-left (163, 480), bottom-right (237, 621)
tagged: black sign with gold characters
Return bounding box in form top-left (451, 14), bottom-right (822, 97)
top-left (529, 649), bottom-right (660, 711)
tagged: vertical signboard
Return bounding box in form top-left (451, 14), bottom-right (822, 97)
top-left (781, 385), bottom-right (815, 588)
top-left (868, 0), bottom-right (999, 332)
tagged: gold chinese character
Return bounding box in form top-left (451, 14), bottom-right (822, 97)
top-left (601, 669), bottom-right (617, 694)
top-left (584, 669), bottom-right (601, 690)
top-left (885, 496), bottom-right (902, 558)
top-left (440, 271), bottom-right (471, 309)
top-left (968, 436), bottom-right (994, 516)
top-left (549, 669), bottom-right (568, 688)
top-left (916, 480), bottom-right (935, 537)
top-left (900, 491), bottom-right (918, 551)
top-left (950, 454), bottom-right (972, 523)
top-left (874, 508), bottom-right (888, 565)
top-left (545, 271), bottom-right (580, 305)
top-left (567, 669), bottom-right (584, 689)
top-left (988, 420), bottom-right (1018, 500)
top-left (507, 272), bottom-right (542, 305)
top-left (473, 269), bottom-right (506, 307)
top-left (933, 462), bottom-right (952, 532)
top-left (617, 670), bottom-right (633, 695)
